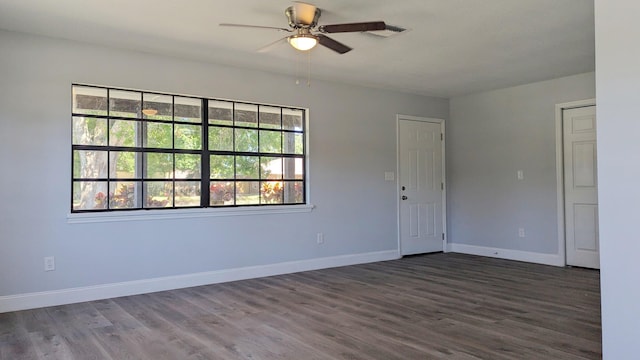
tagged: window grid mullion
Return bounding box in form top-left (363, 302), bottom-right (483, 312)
top-left (201, 99), bottom-right (210, 207)
top-left (171, 95), bottom-right (176, 208)
top-left (232, 102), bottom-right (237, 206)
top-left (280, 107), bottom-right (285, 204)
top-left (106, 90), bottom-right (112, 210)
top-left (302, 109), bottom-right (306, 203)
top-left (257, 105), bottom-right (262, 205)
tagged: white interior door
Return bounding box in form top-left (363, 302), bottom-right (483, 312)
top-left (564, 106), bottom-right (599, 269)
top-left (398, 118), bottom-right (444, 255)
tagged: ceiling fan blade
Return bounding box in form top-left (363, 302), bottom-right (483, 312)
top-left (292, 2), bottom-right (318, 25)
top-left (317, 34), bottom-right (352, 54)
top-left (220, 23), bottom-right (292, 32)
top-left (318, 21), bottom-right (386, 33)
top-left (257, 36), bottom-right (289, 53)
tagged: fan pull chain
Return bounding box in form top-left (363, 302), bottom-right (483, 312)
top-left (307, 50), bottom-right (312, 87)
top-left (293, 50), bottom-right (312, 87)
top-left (295, 50), bottom-right (301, 85)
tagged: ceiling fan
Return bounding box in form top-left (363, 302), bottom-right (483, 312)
top-left (220, 2), bottom-right (387, 54)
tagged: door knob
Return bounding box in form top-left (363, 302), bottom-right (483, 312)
top-left (402, 195), bottom-right (408, 200)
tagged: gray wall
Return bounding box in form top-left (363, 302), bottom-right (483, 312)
top-left (447, 73), bottom-right (595, 254)
top-left (595, 1), bottom-right (640, 357)
top-left (0, 30), bottom-right (448, 297)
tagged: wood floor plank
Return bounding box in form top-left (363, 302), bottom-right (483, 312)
top-left (112, 294), bottom-right (226, 360)
top-left (1, 312), bottom-right (45, 360)
top-left (225, 279), bottom-right (445, 359)
top-left (0, 253), bottom-right (601, 359)
top-left (27, 330), bottom-right (75, 360)
top-left (177, 286), bottom-right (365, 359)
top-left (39, 303), bottom-right (115, 360)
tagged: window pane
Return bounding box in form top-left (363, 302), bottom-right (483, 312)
top-left (110, 151), bottom-right (138, 178)
top-left (175, 97), bottom-right (201, 123)
top-left (175, 124), bottom-right (201, 150)
top-left (210, 155), bottom-right (234, 179)
top-left (73, 181), bottom-right (108, 210)
top-left (284, 157), bottom-right (304, 180)
top-left (143, 93), bottom-right (172, 120)
top-left (236, 181), bottom-right (259, 205)
top-left (284, 181), bottom-right (304, 204)
top-left (144, 181), bottom-right (173, 208)
top-left (261, 181), bottom-right (283, 204)
top-left (208, 100), bottom-right (233, 126)
top-left (109, 181), bottom-right (140, 209)
top-left (109, 89), bottom-right (141, 118)
top-left (73, 117), bottom-right (107, 145)
top-left (73, 150), bottom-right (107, 179)
top-left (259, 106), bottom-right (281, 129)
top-left (209, 126), bottom-right (233, 151)
top-left (175, 154), bottom-right (201, 179)
top-left (145, 122), bottom-right (173, 148)
top-left (72, 86), bottom-right (107, 116)
top-left (283, 132), bottom-right (303, 154)
top-left (109, 119), bottom-right (138, 147)
top-left (260, 130), bottom-right (282, 153)
top-left (235, 103), bottom-right (257, 128)
top-left (175, 181), bottom-right (200, 207)
top-left (236, 156), bottom-right (259, 179)
top-left (145, 153), bottom-right (173, 179)
top-left (235, 128), bottom-right (258, 152)
top-left (283, 108), bottom-right (303, 130)
top-left (210, 181), bottom-right (234, 206)
top-left (261, 157), bottom-right (282, 179)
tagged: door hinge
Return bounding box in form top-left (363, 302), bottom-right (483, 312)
top-left (441, 183), bottom-right (444, 190)
top-left (442, 233), bottom-right (445, 240)
top-left (441, 133), bottom-right (444, 141)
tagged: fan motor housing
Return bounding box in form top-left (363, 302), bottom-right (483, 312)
top-left (285, 6), bottom-right (321, 28)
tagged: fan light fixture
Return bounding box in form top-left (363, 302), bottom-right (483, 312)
top-left (288, 34), bottom-right (318, 51)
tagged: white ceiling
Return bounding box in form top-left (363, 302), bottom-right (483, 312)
top-left (0, 0), bottom-right (594, 97)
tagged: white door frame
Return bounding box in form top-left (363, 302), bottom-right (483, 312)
top-left (555, 99), bottom-right (597, 267)
top-left (396, 114), bottom-right (447, 256)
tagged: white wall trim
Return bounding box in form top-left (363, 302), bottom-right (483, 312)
top-left (448, 243), bottom-right (564, 267)
top-left (396, 115), bottom-right (448, 255)
top-left (554, 98), bottom-right (596, 267)
top-left (0, 250), bottom-right (400, 313)
top-left (68, 204), bottom-right (315, 224)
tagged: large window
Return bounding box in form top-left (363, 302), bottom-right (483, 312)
top-left (71, 85), bottom-right (306, 212)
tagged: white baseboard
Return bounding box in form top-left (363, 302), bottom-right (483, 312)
top-left (0, 250), bottom-right (400, 313)
top-left (447, 243), bottom-right (564, 267)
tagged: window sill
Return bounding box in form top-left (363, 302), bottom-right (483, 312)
top-left (67, 204), bottom-right (315, 224)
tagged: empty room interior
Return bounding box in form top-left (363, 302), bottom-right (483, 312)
top-left (0, 1), bottom-right (638, 359)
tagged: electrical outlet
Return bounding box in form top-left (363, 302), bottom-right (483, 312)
top-left (44, 256), bottom-right (55, 271)
top-left (517, 170), bottom-right (524, 180)
top-left (518, 228), bottom-right (525, 238)
top-left (317, 233), bottom-right (324, 244)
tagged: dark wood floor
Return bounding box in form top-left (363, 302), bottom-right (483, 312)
top-left (0, 253), bottom-right (601, 359)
